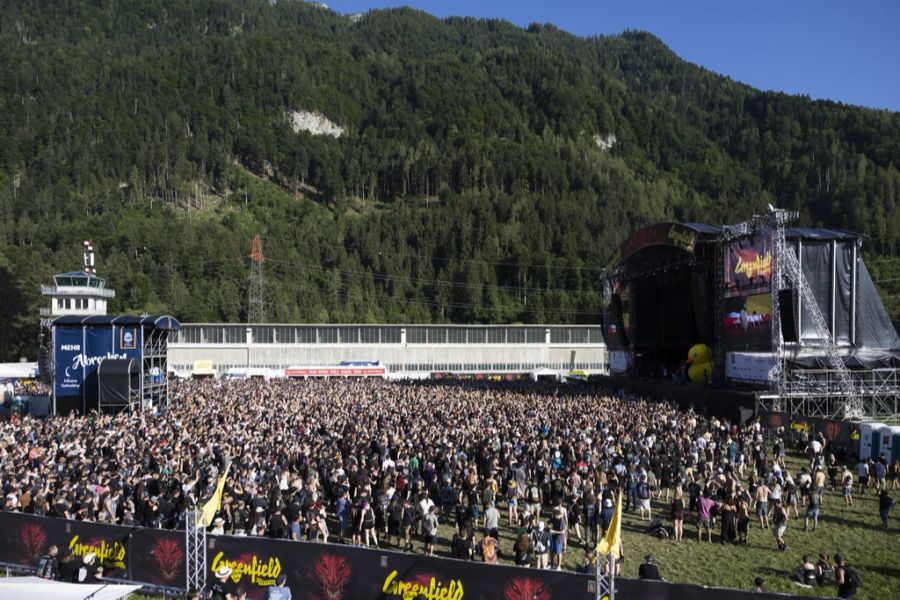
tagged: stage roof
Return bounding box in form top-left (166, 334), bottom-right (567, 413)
top-left (52, 314), bottom-right (181, 331)
top-left (644, 222), bottom-right (860, 241)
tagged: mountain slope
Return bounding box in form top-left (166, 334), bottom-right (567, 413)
top-left (1, 0), bottom-right (899, 359)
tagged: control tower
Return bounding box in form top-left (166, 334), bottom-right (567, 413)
top-left (40, 241), bottom-right (115, 318)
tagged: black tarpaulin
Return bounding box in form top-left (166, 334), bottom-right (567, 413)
top-left (97, 358), bottom-right (138, 407)
top-left (799, 242), bottom-right (835, 343)
top-left (834, 243), bottom-right (853, 344)
top-left (856, 260), bottom-right (900, 350)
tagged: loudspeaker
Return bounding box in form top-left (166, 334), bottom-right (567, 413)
top-left (611, 294), bottom-right (630, 346)
top-left (778, 289), bottom-right (799, 343)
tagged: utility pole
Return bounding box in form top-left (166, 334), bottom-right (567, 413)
top-left (248, 234), bottom-right (265, 323)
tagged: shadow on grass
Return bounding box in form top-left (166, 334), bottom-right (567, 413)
top-left (818, 513), bottom-right (887, 532)
top-left (757, 566), bottom-right (793, 578)
top-left (867, 565), bottom-right (900, 577)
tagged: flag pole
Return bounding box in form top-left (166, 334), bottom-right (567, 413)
top-left (608, 550), bottom-right (615, 600)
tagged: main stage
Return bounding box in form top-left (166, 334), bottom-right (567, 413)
top-left (602, 211), bottom-right (900, 420)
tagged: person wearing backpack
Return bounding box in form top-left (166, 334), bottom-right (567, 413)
top-left (531, 521), bottom-right (551, 569)
top-left (527, 483), bottom-right (542, 519)
top-left (637, 475), bottom-right (652, 521)
top-left (834, 553), bottom-right (860, 599)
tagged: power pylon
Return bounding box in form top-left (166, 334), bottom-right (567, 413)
top-left (248, 234), bottom-right (266, 323)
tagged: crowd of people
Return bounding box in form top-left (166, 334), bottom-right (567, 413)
top-left (0, 377), bottom-right (893, 596)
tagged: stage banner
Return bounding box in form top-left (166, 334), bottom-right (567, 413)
top-left (724, 233), bottom-right (772, 298)
top-left (54, 327), bottom-right (84, 398)
top-left (607, 223), bottom-right (699, 269)
top-left (0, 512), bottom-right (186, 590)
top-left (722, 293), bottom-right (773, 352)
top-left (113, 324), bottom-right (142, 361)
top-left (725, 352), bottom-right (776, 383)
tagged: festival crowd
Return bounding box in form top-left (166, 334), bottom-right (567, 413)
top-left (1, 378), bottom-right (894, 597)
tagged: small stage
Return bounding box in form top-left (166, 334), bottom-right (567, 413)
top-left (592, 374), bottom-right (758, 424)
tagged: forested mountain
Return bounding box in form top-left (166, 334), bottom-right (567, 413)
top-left (1, 0), bottom-right (899, 360)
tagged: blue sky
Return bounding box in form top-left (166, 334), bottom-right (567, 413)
top-left (326, 0), bottom-right (900, 112)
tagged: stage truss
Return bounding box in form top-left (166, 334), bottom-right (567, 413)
top-left (759, 368), bottom-right (900, 419)
top-left (722, 209), bottom-right (900, 421)
top-left (142, 326), bottom-right (170, 410)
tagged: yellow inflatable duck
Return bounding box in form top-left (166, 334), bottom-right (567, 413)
top-left (686, 343), bottom-right (713, 384)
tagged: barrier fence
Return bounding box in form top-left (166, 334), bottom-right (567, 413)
top-left (0, 512), bottom-right (813, 600)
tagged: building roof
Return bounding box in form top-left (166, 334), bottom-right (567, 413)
top-left (51, 315), bottom-right (181, 331)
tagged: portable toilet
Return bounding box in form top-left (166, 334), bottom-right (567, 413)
top-left (859, 422), bottom-right (887, 460)
top-left (882, 425), bottom-right (900, 464)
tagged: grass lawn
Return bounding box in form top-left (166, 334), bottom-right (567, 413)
top-left (129, 450), bottom-right (899, 599)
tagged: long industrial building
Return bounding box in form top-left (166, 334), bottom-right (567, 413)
top-left (168, 323), bottom-right (607, 377)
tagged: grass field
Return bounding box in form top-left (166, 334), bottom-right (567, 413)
top-left (127, 450), bottom-right (898, 599)
top-left (450, 450), bottom-right (900, 600)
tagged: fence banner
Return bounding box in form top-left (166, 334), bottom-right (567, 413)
top-left (759, 411), bottom-right (858, 456)
top-left (0, 512), bottom-right (817, 600)
top-left (205, 533), bottom-right (816, 600)
top-left (0, 512), bottom-right (186, 590)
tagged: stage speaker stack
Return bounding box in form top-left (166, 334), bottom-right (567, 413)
top-left (778, 289), bottom-right (799, 343)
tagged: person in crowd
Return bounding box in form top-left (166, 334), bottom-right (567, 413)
top-left (815, 553), bottom-right (833, 586)
top-left (792, 555), bottom-right (817, 586)
top-left (638, 554), bottom-right (661, 580)
top-left (772, 499), bottom-right (788, 552)
top-left (842, 466), bottom-right (854, 507)
top-left (208, 564), bottom-right (236, 600)
top-left (874, 455), bottom-right (887, 493)
top-left (531, 521), bottom-right (551, 569)
top-left (422, 505), bottom-right (439, 556)
top-left (478, 531), bottom-right (499, 564)
top-left (856, 459), bottom-right (870, 495)
top-left (549, 504), bottom-right (568, 570)
top-left (833, 553), bottom-right (860, 599)
top-left (752, 576), bottom-right (767, 593)
top-left (878, 489), bottom-right (894, 527)
top-left (754, 479), bottom-right (770, 529)
top-left (670, 486), bottom-right (685, 541)
top-left (697, 490), bottom-right (716, 543)
top-left (76, 552), bottom-right (103, 584)
top-left (483, 501), bottom-right (500, 539)
top-left (804, 488), bottom-right (820, 532)
top-left (36, 545), bottom-right (59, 580)
top-left (574, 549), bottom-right (596, 574)
top-left (513, 530), bottom-right (532, 567)
top-left (265, 575), bottom-right (292, 600)
top-left (719, 495), bottom-right (737, 544)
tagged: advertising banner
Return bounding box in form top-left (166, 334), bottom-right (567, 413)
top-left (724, 233), bottom-right (772, 298)
top-left (0, 512), bottom-right (816, 600)
top-left (722, 293), bottom-right (773, 352)
top-left (725, 352), bottom-right (777, 383)
top-left (54, 328), bottom-right (84, 398)
top-left (0, 512), bottom-right (186, 590)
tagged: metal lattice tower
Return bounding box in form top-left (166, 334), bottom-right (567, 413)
top-left (769, 208), bottom-right (861, 418)
top-left (185, 508), bottom-right (207, 593)
top-left (248, 234), bottom-right (266, 324)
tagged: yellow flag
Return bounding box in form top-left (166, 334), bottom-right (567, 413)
top-left (200, 463), bottom-right (231, 527)
top-left (597, 491), bottom-right (622, 558)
